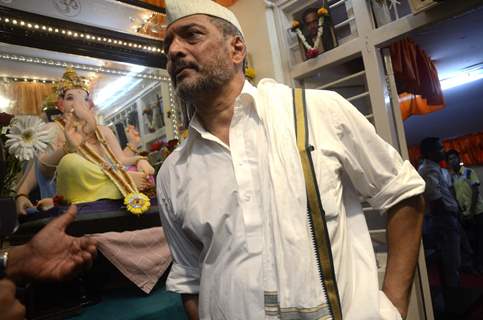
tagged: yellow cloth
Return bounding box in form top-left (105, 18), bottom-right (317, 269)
top-left (56, 153), bottom-right (122, 204)
top-left (453, 166), bottom-right (483, 216)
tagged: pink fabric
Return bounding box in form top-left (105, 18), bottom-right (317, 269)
top-left (92, 227), bottom-right (172, 294)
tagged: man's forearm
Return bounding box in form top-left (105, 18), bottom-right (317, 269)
top-left (383, 195), bottom-right (425, 317)
top-left (182, 294), bottom-right (199, 320)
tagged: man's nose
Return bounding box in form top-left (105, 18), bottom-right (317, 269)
top-left (167, 37), bottom-right (187, 61)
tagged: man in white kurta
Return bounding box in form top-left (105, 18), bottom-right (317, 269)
top-left (157, 1), bottom-right (426, 319)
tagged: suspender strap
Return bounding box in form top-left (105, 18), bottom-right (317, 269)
top-left (293, 88), bottom-right (343, 320)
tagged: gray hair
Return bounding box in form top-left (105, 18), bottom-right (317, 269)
top-left (209, 17), bottom-right (248, 70)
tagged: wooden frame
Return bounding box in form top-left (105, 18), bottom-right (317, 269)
top-left (0, 5), bottom-right (166, 68)
top-left (408, 0), bottom-right (439, 14)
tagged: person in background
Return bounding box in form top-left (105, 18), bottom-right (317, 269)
top-left (447, 149), bottom-right (483, 271)
top-left (418, 137), bottom-right (461, 287)
top-left (0, 206), bottom-right (97, 320)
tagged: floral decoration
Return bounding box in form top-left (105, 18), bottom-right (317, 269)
top-left (5, 115), bottom-right (55, 161)
top-left (124, 192), bottom-right (151, 215)
top-left (291, 6), bottom-right (331, 60)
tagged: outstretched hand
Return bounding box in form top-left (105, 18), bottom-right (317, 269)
top-left (9, 206), bottom-right (97, 282)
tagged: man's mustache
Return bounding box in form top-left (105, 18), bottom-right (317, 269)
top-left (173, 60), bottom-right (200, 74)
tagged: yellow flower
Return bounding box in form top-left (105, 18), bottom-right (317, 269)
top-left (245, 67), bottom-right (256, 80)
top-left (124, 192), bottom-right (151, 215)
top-left (291, 20), bottom-right (300, 30)
top-left (318, 7), bottom-right (329, 16)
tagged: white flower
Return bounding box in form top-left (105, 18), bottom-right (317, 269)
top-left (5, 116), bottom-right (55, 161)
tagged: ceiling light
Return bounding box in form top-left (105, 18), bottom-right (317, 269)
top-left (440, 64), bottom-right (483, 90)
top-left (0, 94), bottom-right (12, 112)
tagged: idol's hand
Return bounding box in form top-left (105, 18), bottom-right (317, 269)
top-left (16, 195), bottom-right (34, 216)
top-left (72, 100), bottom-right (97, 136)
top-left (128, 171), bottom-right (154, 191)
top-left (64, 112), bottom-right (85, 151)
top-left (126, 125), bottom-right (141, 148)
top-left (137, 159), bottom-right (155, 176)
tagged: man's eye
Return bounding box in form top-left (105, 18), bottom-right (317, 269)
top-left (187, 31), bottom-right (202, 39)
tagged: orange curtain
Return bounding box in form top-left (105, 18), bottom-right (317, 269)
top-left (399, 93), bottom-right (445, 121)
top-left (408, 132), bottom-right (483, 167)
top-left (390, 38), bottom-right (445, 120)
top-left (0, 82), bottom-right (53, 115)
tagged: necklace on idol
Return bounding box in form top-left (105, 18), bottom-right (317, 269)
top-left (56, 119), bottom-right (150, 215)
top-left (79, 127), bottom-right (151, 215)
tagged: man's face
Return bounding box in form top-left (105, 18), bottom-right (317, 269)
top-left (304, 12), bottom-right (319, 38)
top-left (447, 153), bottom-right (460, 169)
top-left (431, 141), bottom-right (446, 162)
top-left (164, 15), bottom-right (236, 102)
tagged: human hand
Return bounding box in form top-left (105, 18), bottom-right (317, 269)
top-left (136, 159), bottom-right (155, 176)
top-left (10, 206), bottom-right (97, 282)
top-left (16, 195), bottom-right (34, 216)
top-left (0, 279), bottom-right (25, 320)
top-left (126, 125), bottom-right (141, 147)
top-left (383, 287), bottom-right (409, 319)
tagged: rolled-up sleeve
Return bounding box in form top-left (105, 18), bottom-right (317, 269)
top-left (330, 92), bottom-right (425, 211)
top-left (157, 170), bottom-right (201, 294)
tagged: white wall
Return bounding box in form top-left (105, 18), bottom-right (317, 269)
top-left (230, 0), bottom-right (276, 83)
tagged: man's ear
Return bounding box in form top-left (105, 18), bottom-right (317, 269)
top-left (231, 36), bottom-right (246, 66)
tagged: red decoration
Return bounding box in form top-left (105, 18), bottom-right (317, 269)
top-left (305, 48), bottom-right (320, 59)
top-left (53, 195), bottom-right (66, 207)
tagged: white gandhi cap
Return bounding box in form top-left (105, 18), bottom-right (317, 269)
top-left (165, 0), bottom-right (244, 38)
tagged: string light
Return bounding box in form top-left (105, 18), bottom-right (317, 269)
top-left (167, 81), bottom-right (179, 140)
top-left (1, 76), bottom-right (56, 84)
top-left (0, 15), bottom-right (163, 54)
top-left (0, 52), bottom-right (171, 82)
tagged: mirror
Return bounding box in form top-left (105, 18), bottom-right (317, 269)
top-left (0, 42), bottom-right (178, 150)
